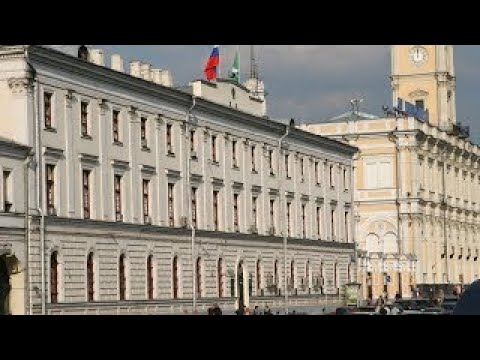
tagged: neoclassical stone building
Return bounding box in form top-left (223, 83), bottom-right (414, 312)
top-left (0, 45), bottom-right (356, 315)
top-left (302, 45), bottom-right (480, 301)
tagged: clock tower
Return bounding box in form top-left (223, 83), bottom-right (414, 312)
top-left (390, 45), bottom-right (456, 130)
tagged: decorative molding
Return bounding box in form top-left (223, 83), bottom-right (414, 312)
top-left (251, 185), bottom-right (262, 195)
top-left (166, 169), bottom-right (181, 182)
top-left (8, 77), bottom-right (33, 95)
top-left (408, 89), bottom-right (429, 98)
top-left (98, 98), bottom-right (109, 114)
top-left (190, 174), bottom-right (203, 186)
top-left (79, 153), bottom-right (99, 167)
top-left (141, 165), bottom-right (156, 176)
top-left (66, 89), bottom-right (77, 107)
top-left (211, 177), bottom-right (224, 189)
top-left (232, 181), bottom-right (244, 192)
top-left (268, 188), bottom-right (279, 196)
top-left (43, 146), bottom-right (64, 160)
top-left (301, 194), bottom-right (310, 202)
top-left (111, 160), bottom-right (130, 173)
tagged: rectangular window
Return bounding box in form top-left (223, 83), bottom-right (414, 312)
top-left (331, 209), bottom-right (336, 241)
top-left (345, 211), bottom-right (349, 242)
top-left (365, 158), bottom-right (393, 189)
top-left (269, 150), bottom-right (274, 175)
top-left (114, 175), bottom-right (122, 221)
top-left (112, 110), bottom-right (120, 143)
top-left (287, 202), bottom-right (292, 237)
top-left (143, 179), bottom-right (150, 224)
top-left (212, 135), bottom-right (217, 163)
top-left (270, 199), bottom-right (275, 233)
top-left (302, 204), bottom-right (307, 239)
top-left (190, 130), bottom-right (196, 154)
top-left (330, 164), bottom-right (335, 188)
top-left (344, 168), bottom-right (349, 191)
top-left (83, 170), bottom-right (91, 219)
top-left (3, 170), bottom-right (11, 212)
top-left (301, 158), bottom-right (305, 179)
top-left (166, 124), bottom-right (173, 155)
top-left (252, 195), bottom-right (258, 230)
top-left (168, 183), bottom-right (175, 227)
top-left (44, 92), bottom-right (53, 129)
top-left (213, 190), bottom-right (219, 231)
top-left (232, 140), bottom-right (238, 168)
top-left (192, 187), bottom-right (197, 229)
top-left (81, 101), bottom-right (89, 137)
top-left (317, 206), bottom-right (322, 238)
top-left (46, 164), bottom-right (55, 215)
top-left (141, 117), bottom-right (148, 149)
top-left (251, 146), bottom-right (256, 172)
top-left (285, 154), bottom-right (290, 179)
top-left (315, 161), bottom-right (319, 185)
top-left (415, 100), bottom-right (425, 110)
top-left (233, 193), bottom-right (239, 232)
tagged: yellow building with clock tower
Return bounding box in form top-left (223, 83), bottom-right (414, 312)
top-left (302, 45), bottom-right (480, 301)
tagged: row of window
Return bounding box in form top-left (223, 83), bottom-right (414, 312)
top-left (49, 251), bottom-right (347, 304)
top-left (44, 92), bottom-right (350, 189)
top-left (46, 164), bottom-right (351, 240)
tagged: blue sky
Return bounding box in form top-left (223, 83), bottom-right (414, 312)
top-left (51, 45), bottom-right (480, 142)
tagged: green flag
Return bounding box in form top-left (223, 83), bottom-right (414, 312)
top-left (230, 49), bottom-right (240, 83)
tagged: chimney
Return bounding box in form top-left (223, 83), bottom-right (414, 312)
top-left (151, 69), bottom-right (162, 84)
top-left (90, 49), bottom-right (105, 66)
top-left (111, 54), bottom-right (124, 72)
top-left (140, 63), bottom-right (152, 81)
top-left (160, 70), bottom-right (173, 87)
top-left (130, 61), bottom-right (141, 77)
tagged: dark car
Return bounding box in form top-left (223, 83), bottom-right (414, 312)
top-left (335, 307), bottom-right (354, 315)
top-left (441, 297), bottom-right (458, 314)
top-left (453, 280), bottom-right (480, 315)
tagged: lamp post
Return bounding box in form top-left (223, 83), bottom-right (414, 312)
top-left (185, 96), bottom-right (197, 314)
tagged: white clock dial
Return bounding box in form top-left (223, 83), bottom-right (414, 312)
top-left (409, 46), bottom-right (428, 65)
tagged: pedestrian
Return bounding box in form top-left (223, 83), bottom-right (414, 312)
top-left (207, 306), bottom-right (214, 315)
top-left (253, 305), bottom-right (261, 315)
top-left (212, 303), bottom-right (222, 315)
top-left (264, 305), bottom-right (272, 315)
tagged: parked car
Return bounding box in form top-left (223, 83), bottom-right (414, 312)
top-left (453, 280), bottom-right (480, 315)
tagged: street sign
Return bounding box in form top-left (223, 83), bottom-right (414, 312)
top-left (386, 275), bottom-right (391, 283)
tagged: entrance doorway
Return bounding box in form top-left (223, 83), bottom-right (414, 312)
top-left (0, 256), bottom-right (10, 315)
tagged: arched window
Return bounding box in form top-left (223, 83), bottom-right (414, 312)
top-left (119, 254), bottom-right (126, 301)
top-left (196, 258), bottom-right (202, 299)
top-left (147, 255), bottom-right (154, 300)
top-left (218, 258), bottom-right (224, 298)
top-left (256, 259), bottom-right (262, 293)
top-left (172, 256), bottom-right (179, 299)
top-left (87, 252), bottom-right (94, 302)
top-left (366, 233), bottom-right (380, 253)
top-left (50, 251), bottom-right (59, 304)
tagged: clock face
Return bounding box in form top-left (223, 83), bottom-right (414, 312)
top-left (409, 46), bottom-right (428, 65)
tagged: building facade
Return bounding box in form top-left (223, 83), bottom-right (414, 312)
top-left (302, 45), bottom-right (480, 301)
top-left (0, 45), bottom-right (357, 315)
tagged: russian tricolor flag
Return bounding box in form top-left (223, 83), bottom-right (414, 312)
top-left (204, 45), bottom-right (220, 81)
